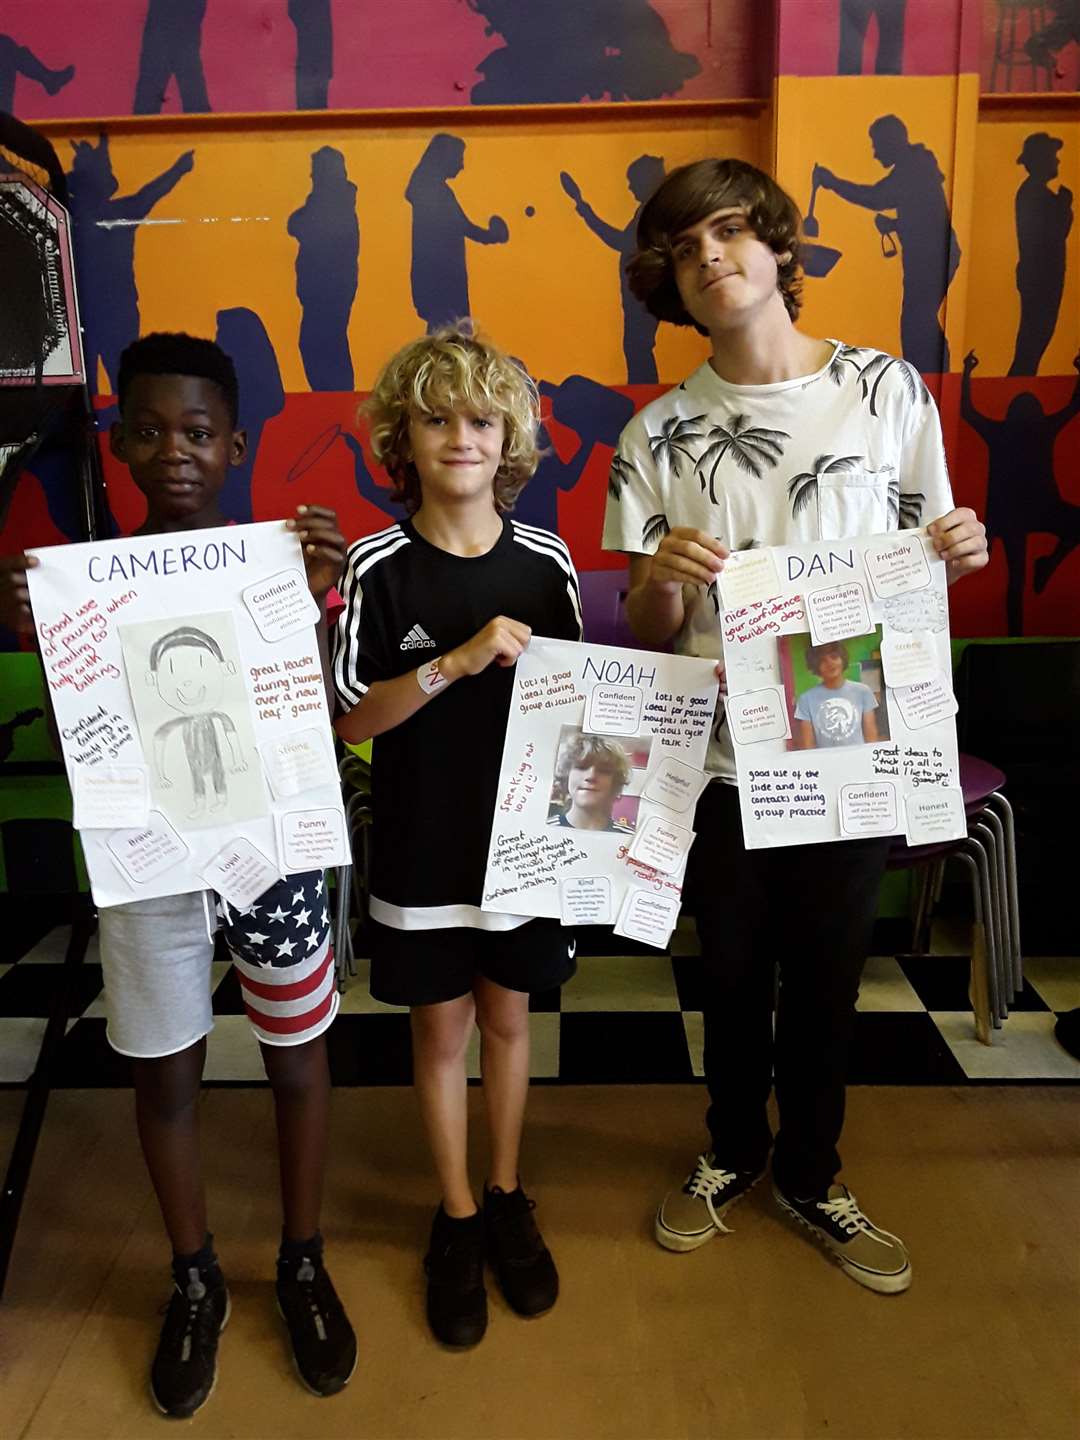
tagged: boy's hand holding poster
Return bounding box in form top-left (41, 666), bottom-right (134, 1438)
top-left (26, 522), bottom-right (349, 908)
top-left (718, 528), bottom-right (965, 850)
top-left (482, 638), bottom-right (719, 949)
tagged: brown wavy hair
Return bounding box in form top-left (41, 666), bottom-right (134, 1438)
top-left (627, 159), bottom-right (804, 332)
top-left (361, 324), bottom-right (540, 515)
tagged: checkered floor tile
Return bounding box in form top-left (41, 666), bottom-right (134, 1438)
top-left (1, 903), bottom-right (1077, 1089)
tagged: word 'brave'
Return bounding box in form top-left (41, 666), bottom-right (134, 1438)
top-left (88, 537), bottom-right (247, 583)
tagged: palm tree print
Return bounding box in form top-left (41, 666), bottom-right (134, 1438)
top-left (826, 343), bottom-right (866, 386)
top-left (642, 513), bottom-right (670, 550)
top-left (648, 415), bottom-right (707, 478)
top-left (886, 474), bottom-right (925, 529)
top-left (695, 414), bottom-right (790, 503)
top-left (787, 454), bottom-right (865, 521)
top-left (858, 353), bottom-right (929, 418)
top-left (607, 453), bottom-right (634, 501)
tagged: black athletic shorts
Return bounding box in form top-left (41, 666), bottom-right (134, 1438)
top-left (368, 917), bottom-right (577, 1007)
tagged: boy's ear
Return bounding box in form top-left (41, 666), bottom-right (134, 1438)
top-left (109, 421), bottom-right (127, 461)
top-left (230, 429), bottom-right (248, 467)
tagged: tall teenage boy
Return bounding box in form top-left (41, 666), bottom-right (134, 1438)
top-left (0, 333), bottom-right (357, 1415)
top-left (333, 327), bottom-right (582, 1347)
top-left (602, 160), bottom-right (988, 1292)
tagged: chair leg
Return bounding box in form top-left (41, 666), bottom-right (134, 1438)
top-left (987, 791), bottom-right (1022, 990)
top-left (979, 808), bottom-right (1015, 1000)
top-left (972, 819), bottom-right (1009, 1020)
top-left (956, 850), bottom-right (993, 1046)
top-left (962, 835), bottom-right (1002, 1031)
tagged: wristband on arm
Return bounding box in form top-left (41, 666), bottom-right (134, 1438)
top-left (416, 656), bottom-right (448, 695)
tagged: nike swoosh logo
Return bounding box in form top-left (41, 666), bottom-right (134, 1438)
top-left (567, 939), bottom-right (577, 960)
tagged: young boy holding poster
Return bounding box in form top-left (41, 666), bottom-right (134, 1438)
top-left (0, 334), bottom-right (356, 1415)
top-left (603, 160), bottom-right (988, 1289)
top-left (333, 326), bottom-right (581, 1347)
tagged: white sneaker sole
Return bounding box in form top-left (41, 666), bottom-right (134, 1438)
top-left (773, 1188), bottom-right (912, 1294)
top-left (654, 1172), bottom-right (764, 1253)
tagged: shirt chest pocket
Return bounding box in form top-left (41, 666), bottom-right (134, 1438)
top-left (816, 469), bottom-right (893, 541)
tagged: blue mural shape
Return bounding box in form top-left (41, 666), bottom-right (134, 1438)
top-left (814, 116), bottom-right (960, 373)
top-left (288, 147), bottom-right (359, 391)
top-left (66, 136), bottom-right (194, 395)
top-left (288, 0), bottom-right (333, 110)
top-left (837, 0), bottom-right (907, 75)
top-left (133, 0), bottom-right (210, 114)
top-left (561, 156), bottom-right (665, 384)
top-left (1010, 133), bottom-right (1073, 378)
top-left (405, 134), bottom-right (507, 332)
top-left (0, 35), bottom-right (74, 111)
top-left (962, 350), bottom-right (1080, 634)
top-left (464, 0), bottom-right (700, 104)
top-left (215, 308), bottom-right (285, 525)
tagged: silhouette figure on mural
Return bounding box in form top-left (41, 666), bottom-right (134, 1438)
top-left (464, 0), bottom-right (699, 104)
top-left (287, 146), bottom-right (358, 391)
top-left (336, 371), bottom-right (633, 535)
top-left (814, 116), bottom-right (960, 373)
top-left (133, 0), bottom-right (210, 114)
top-left (0, 36), bottom-right (75, 111)
top-left (66, 136), bottom-right (194, 395)
top-left (561, 156), bottom-right (665, 384)
top-left (405, 135), bottom-right (507, 332)
top-left (214, 308), bottom-right (285, 524)
top-left (837, 0), bottom-right (907, 75)
top-left (288, 0), bottom-right (333, 110)
top-left (1009, 133), bottom-right (1073, 377)
top-left (962, 349), bottom-right (1080, 634)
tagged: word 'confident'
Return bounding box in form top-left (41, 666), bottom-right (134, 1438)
top-left (87, 538), bottom-right (247, 584)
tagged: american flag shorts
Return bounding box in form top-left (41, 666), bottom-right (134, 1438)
top-left (217, 870), bottom-right (338, 1046)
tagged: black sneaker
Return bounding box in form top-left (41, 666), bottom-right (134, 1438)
top-left (276, 1250), bottom-right (358, 1396)
top-left (423, 1206), bottom-right (487, 1347)
top-left (484, 1184), bottom-right (558, 1317)
top-left (150, 1261), bottom-right (230, 1419)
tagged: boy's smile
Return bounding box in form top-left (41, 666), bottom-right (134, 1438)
top-left (111, 374), bottom-right (246, 532)
top-left (407, 406), bottom-right (506, 504)
top-left (671, 207), bottom-right (786, 332)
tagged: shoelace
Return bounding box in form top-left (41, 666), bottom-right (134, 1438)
top-left (489, 1196), bottom-right (543, 1263)
top-left (685, 1156), bottom-right (740, 1234)
top-left (158, 1267), bottom-right (211, 1365)
top-left (814, 1190), bottom-right (890, 1247)
top-left (290, 1258), bottom-right (328, 1341)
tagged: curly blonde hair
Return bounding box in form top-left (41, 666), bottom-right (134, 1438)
top-left (361, 324), bottom-right (541, 514)
top-left (554, 733), bottom-right (632, 797)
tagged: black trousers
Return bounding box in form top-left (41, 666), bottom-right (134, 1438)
top-left (687, 782), bottom-right (889, 1196)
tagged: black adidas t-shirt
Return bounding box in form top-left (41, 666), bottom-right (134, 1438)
top-left (332, 517), bottom-right (582, 929)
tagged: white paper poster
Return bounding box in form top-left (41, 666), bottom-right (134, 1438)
top-left (720, 528), bottom-right (961, 849)
top-left (27, 522), bottom-right (349, 907)
top-left (481, 638), bottom-right (718, 945)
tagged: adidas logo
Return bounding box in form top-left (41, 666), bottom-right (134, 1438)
top-left (399, 623), bottom-right (437, 650)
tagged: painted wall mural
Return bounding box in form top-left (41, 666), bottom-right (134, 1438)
top-left (0, 1), bottom-right (765, 118)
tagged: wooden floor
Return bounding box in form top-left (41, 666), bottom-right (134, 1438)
top-left (2, 1085), bottom-right (1078, 1440)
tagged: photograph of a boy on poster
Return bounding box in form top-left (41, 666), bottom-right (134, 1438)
top-left (546, 729), bottom-right (650, 834)
top-left (781, 632), bottom-right (890, 750)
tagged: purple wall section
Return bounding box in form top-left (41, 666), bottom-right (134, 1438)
top-left (0, 0), bottom-right (765, 118)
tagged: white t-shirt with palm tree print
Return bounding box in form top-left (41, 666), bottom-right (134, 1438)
top-left (602, 340), bottom-right (954, 781)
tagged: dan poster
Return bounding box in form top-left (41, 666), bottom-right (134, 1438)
top-left (717, 528), bottom-right (965, 850)
top-left (26, 522), bottom-right (349, 908)
top-left (482, 637), bottom-right (719, 950)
